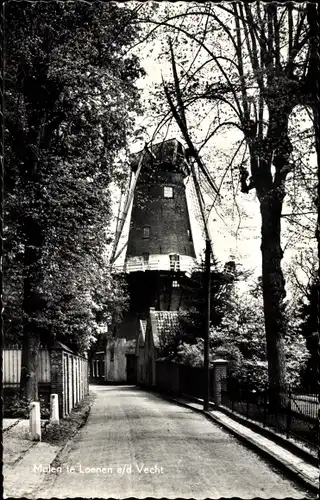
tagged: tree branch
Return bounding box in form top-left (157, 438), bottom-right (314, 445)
top-left (138, 17), bottom-right (244, 119)
top-left (232, 3), bottom-right (250, 125)
top-left (243, 3), bottom-right (264, 92)
top-left (198, 121), bottom-right (244, 153)
top-left (162, 69), bottom-right (220, 198)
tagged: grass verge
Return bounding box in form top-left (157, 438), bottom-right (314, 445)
top-left (42, 391), bottom-right (96, 446)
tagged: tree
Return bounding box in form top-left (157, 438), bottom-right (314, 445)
top-left (4, 1), bottom-right (144, 400)
top-left (159, 259), bottom-right (241, 360)
top-left (210, 278), bottom-right (307, 390)
top-left (137, 2), bottom-right (317, 401)
top-left (306, 4), bottom-right (320, 395)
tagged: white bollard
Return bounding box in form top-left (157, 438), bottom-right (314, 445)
top-left (29, 402), bottom-right (41, 441)
top-left (50, 394), bottom-right (59, 424)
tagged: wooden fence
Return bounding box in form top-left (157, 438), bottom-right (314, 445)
top-left (3, 342), bottom-right (89, 418)
top-left (3, 348), bottom-right (51, 387)
top-left (62, 350), bottom-right (89, 416)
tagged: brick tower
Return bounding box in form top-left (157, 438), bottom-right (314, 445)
top-left (126, 139), bottom-right (196, 272)
top-left (115, 139), bottom-right (202, 340)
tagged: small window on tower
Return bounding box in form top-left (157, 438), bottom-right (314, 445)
top-left (172, 280), bottom-right (180, 288)
top-left (143, 226), bottom-right (150, 239)
top-left (164, 186), bottom-right (173, 198)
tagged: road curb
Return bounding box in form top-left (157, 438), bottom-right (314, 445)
top-left (3, 419), bottom-right (21, 433)
top-left (151, 391), bottom-right (319, 495)
top-left (216, 404), bottom-right (318, 467)
top-left (178, 392), bottom-right (317, 467)
top-left (203, 410), bottom-right (319, 496)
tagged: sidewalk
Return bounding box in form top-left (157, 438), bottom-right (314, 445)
top-left (159, 394), bottom-right (319, 494)
top-left (3, 419), bottom-right (61, 499)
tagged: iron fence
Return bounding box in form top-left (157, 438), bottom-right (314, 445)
top-left (221, 381), bottom-right (319, 453)
top-left (178, 365), bottom-right (215, 402)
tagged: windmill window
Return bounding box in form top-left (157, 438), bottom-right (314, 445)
top-left (143, 226), bottom-right (150, 239)
top-left (169, 254), bottom-right (180, 271)
top-left (172, 280), bottom-right (180, 288)
top-left (164, 186), bottom-right (173, 198)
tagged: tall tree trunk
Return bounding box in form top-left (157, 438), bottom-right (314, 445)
top-left (315, 98), bottom-right (320, 399)
top-left (307, 4), bottom-right (320, 396)
top-left (19, 73), bottom-right (48, 400)
top-left (20, 220), bottom-right (46, 400)
top-left (253, 105), bottom-right (292, 406)
top-left (259, 193), bottom-right (287, 404)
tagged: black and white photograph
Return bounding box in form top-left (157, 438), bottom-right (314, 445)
top-left (2, 1), bottom-right (319, 498)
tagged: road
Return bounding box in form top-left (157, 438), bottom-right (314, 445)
top-left (38, 385), bottom-right (312, 499)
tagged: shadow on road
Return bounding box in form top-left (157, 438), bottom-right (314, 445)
top-left (90, 384), bottom-right (141, 392)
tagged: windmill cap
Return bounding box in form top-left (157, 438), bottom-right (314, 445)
top-left (130, 139), bottom-right (189, 176)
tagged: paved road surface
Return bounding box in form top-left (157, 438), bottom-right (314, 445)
top-left (38, 385), bottom-right (313, 499)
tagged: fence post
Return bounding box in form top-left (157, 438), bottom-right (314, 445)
top-left (49, 343), bottom-right (65, 418)
top-left (286, 387), bottom-right (292, 439)
top-left (50, 394), bottom-right (59, 425)
top-left (29, 402), bottom-right (41, 441)
top-left (213, 359), bottom-right (228, 405)
top-left (69, 355), bottom-right (73, 411)
top-left (263, 390), bottom-right (267, 427)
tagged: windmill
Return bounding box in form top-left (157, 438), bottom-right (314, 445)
top-left (105, 136), bottom-right (221, 387)
top-left (109, 140), bottom-right (220, 273)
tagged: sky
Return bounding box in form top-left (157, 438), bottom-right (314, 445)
top-left (111, 2), bottom-right (317, 290)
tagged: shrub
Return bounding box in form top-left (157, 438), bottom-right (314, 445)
top-left (4, 393), bottom-right (30, 418)
top-left (4, 389), bottom-right (50, 419)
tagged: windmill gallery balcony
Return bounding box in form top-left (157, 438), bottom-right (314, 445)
top-left (116, 254), bottom-right (197, 274)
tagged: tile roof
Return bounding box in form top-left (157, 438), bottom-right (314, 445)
top-left (149, 311), bottom-right (180, 349)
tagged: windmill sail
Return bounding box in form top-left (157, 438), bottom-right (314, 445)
top-left (109, 147), bottom-right (148, 265)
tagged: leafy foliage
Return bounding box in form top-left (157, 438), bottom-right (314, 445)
top-left (4, 2), bottom-right (144, 375)
top-left (162, 260), bottom-right (242, 360)
top-left (176, 338), bottom-right (206, 368)
top-left (3, 392), bottom-right (31, 418)
top-left (177, 277), bottom-right (309, 391)
top-left (296, 279), bottom-right (319, 391)
top-left (285, 248), bottom-right (319, 391)
top-left (211, 280), bottom-right (309, 390)
top-left (176, 259), bottom-right (241, 341)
